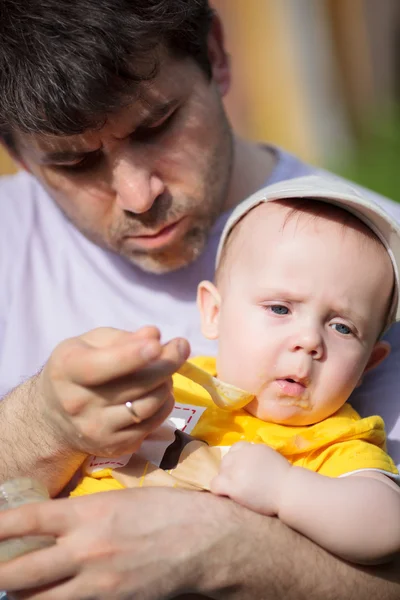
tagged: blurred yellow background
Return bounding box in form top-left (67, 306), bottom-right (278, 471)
top-left (1, 0), bottom-right (400, 199)
top-left (0, 149), bottom-right (16, 176)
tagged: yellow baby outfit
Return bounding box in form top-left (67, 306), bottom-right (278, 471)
top-left (71, 357), bottom-right (399, 497)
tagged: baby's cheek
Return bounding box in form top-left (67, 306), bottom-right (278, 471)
top-left (217, 345), bottom-right (260, 391)
top-left (329, 352), bottom-right (367, 395)
top-left (216, 314), bottom-right (266, 390)
top-left (318, 353), bottom-right (367, 416)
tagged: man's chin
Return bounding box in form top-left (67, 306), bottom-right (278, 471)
top-left (120, 242), bottom-right (205, 274)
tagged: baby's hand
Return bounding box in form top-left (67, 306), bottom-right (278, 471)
top-left (210, 442), bottom-right (291, 516)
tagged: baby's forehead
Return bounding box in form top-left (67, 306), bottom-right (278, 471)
top-left (232, 199), bottom-right (385, 248)
top-left (220, 198), bottom-right (392, 277)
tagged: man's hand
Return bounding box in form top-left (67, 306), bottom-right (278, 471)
top-left (0, 488), bottom-right (238, 599)
top-left (211, 441), bottom-right (291, 516)
top-left (0, 326), bottom-right (189, 495)
top-left (0, 488), bottom-right (399, 600)
top-left (38, 326), bottom-right (190, 457)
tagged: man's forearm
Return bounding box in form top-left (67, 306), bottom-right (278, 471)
top-left (0, 375), bottom-right (86, 496)
top-left (0, 488), bottom-right (397, 598)
top-left (195, 499), bottom-right (400, 600)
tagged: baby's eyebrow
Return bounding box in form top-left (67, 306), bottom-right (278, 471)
top-left (258, 290), bottom-right (367, 324)
top-left (328, 306), bottom-right (369, 334)
top-left (256, 288), bottom-right (304, 302)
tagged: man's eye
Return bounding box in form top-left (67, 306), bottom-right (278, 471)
top-left (134, 110), bottom-right (177, 141)
top-left (269, 305), bottom-right (289, 315)
top-left (331, 323), bottom-right (352, 335)
top-left (55, 153), bottom-right (101, 173)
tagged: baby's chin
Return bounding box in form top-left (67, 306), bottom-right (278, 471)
top-left (244, 396), bottom-right (323, 427)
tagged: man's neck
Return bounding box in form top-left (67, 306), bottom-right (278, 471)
top-left (223, 138), bottom-right (277, 212)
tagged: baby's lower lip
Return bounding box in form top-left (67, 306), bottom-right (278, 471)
top-left (274, 379), bottom-right (306, 397)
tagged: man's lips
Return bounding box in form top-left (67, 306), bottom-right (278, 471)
top-left (123, 217), bottom-right (186, 250)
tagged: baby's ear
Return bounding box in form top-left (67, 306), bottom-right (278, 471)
top-left (197, 280), bottom-right (221, 340)
top-left (364, 341), bottom-right (391, 373)
top-left (357, 341), bottom-right (391, 387)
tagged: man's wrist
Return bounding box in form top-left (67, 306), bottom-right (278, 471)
top-left (183, 493), bottom-right (280, 598)
top-left (181, 489), bottom-right (390, 600)
top-left (0, 374), bottom-right (86, 495)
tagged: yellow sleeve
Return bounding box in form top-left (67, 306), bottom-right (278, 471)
top-left (303, 438), bottom-right (399, 479)
top-left (281, 407), bottom-right (398, 480)
top-left (70, 472), bottom-right (125, 497)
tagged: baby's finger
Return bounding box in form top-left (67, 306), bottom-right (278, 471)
top-left (228, 441), bottom-right (252, 454)
top-left (209, 472), bottom-right (235, 497)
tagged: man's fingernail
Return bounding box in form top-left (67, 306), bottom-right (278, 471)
top-left (177, 338), bottom-right (189, 358)
top-left (140, 342), bottom-right (159, 360)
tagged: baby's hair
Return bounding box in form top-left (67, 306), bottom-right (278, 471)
top-left (216, 197), bottom-right (396, 334)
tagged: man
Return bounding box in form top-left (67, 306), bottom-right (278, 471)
top-left (0, 1), bottom-right (398, 597)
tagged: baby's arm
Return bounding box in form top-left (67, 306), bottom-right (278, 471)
top-left (278, 467), bottom-right (400, 564)
top-left (211, 442), bottom-right (400, 564)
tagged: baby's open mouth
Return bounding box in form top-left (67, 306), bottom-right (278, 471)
top-left (274, 378), bottom-right (312, 409)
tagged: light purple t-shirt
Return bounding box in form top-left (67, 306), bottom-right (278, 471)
top-left (1, 147), bottom-right (399, 467)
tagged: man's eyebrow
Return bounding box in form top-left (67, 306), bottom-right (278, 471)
top-left (134, 98), bottom-right (179, 130)
top-left (40, 100), bottom-right (179, 163)
top-left (40, 149), bottom-right (97, 164)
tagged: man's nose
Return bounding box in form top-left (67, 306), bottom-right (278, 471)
top-left (112, 152), bottom-right (165, 214)
top-left (289, 326), bottom-right (324, 359)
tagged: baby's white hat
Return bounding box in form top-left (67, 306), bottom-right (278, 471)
top-left (216, 174), bottom-right (400, 323)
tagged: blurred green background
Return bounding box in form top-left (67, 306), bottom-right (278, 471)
top-left (333, 111), bottom-right (400, 202)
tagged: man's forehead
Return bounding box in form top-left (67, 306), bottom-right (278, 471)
top-left (16, 95), bottom-right (175, 157)
top-left (15, 52), bottom-right (192, 155)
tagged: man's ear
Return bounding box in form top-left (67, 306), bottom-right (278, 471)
top-left (207, 13), bottom-right (231, 96)
top-left (357, 341), bottom-right (391, 387)
top-left (197, 280), bottom-right (221, 340)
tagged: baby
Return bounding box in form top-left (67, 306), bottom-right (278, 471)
top-left (72, 175), bottom-right (400, 565)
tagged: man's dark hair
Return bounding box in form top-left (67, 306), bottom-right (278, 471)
top-left (0, 0), bottom-right (213, 145)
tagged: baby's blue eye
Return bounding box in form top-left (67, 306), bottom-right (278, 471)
top-left (331, 323), bottom-right (351, 335)
top-left (270, 305), bottom-right (289, 315)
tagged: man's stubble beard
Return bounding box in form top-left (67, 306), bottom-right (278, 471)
top-left (112, 117), bottom-right (234, 274)
top-left (56, 114), bottom-right (234, 274)
top-left (122, 222), bottom-right (212, 274)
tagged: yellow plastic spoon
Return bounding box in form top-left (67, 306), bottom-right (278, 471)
top-left (177, 361), bottom-right (254, 410)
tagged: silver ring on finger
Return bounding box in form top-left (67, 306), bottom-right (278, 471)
top-left (125, 401), bottom-right (142, 423)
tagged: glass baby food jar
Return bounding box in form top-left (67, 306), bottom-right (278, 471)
top-left (0, 477), bottom-right (54, 561)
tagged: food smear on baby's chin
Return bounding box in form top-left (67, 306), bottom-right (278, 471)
top-left (274, 397), bottom-right (312, 410)
top-left (274, 379), bottom-right (312, 410)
